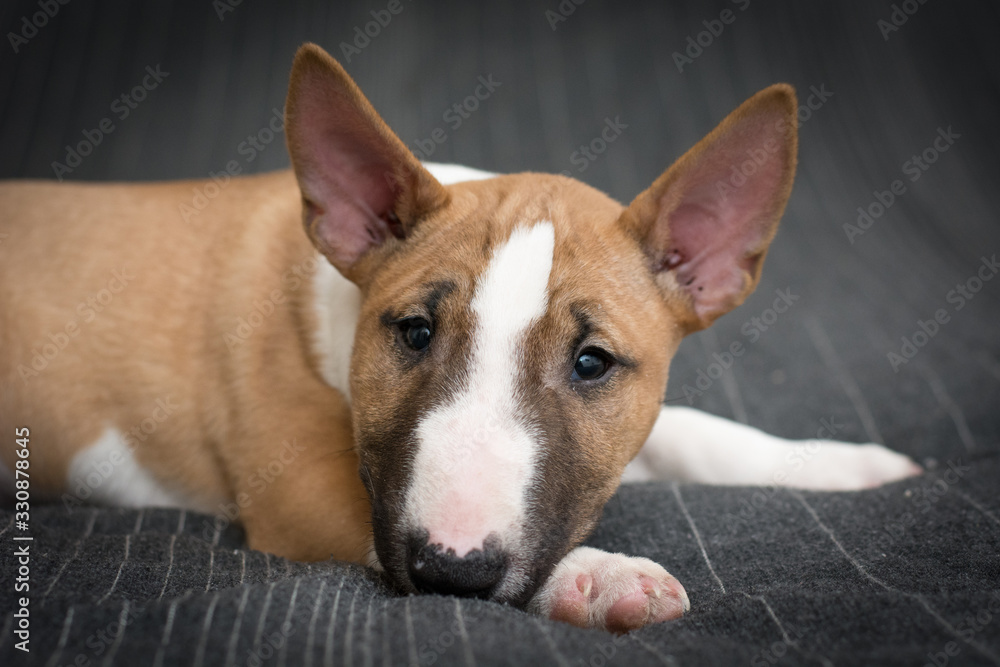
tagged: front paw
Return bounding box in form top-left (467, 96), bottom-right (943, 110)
top-left (784, 441), bottom-right (923, 490)
top-left (529, 547), bottom-right (689, 633)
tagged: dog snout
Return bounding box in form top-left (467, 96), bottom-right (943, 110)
top-left (407, 532), bottom-right (507, 598)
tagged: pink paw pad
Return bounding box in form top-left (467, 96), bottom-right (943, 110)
top-left (537, 549), bottom-right (690, 632)
top-left (604, 574), bottom-right (688, 633)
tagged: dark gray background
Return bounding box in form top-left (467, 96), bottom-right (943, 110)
top-left (1, 0), bottom-right (997, 454)
top-left (1, 0), bottom-right (998, 665)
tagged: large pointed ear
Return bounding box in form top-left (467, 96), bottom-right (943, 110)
top-left (285, 43), bottom-right (450, 282)
top-left (619, 84), bottom-right (798, 333)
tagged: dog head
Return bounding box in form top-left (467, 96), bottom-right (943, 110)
top-left (285, 44), bottom-right (797, 606)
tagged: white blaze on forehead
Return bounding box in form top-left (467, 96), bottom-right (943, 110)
top-left (407, 221), bottom-right (555, 557)
top-left (473, 222), bottom-right (555, 343)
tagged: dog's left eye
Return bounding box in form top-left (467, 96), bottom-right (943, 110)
top-left (572, 349), bottom-right (611, 382)
top-left (400, 318), bottom-right (432, 351)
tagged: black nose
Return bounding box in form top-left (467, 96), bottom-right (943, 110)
top-left (407, 533), bottom-right (506, 598)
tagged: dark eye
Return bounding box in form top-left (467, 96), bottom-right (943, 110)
top-left (400, 318), bottom-right (432, 352)
top-left (572, 349), bottom-right (611, 382)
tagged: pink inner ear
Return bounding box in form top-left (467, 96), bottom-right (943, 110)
top-left (301, 149), bottom-right (399, 267)
top-left (657, 111), bottom-right (790, 322)
top-left (291, 70), bottom-right (408, 269)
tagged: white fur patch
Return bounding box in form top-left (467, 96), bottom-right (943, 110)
top-left (624, 406), bottom-right (922, 489)
top-left (424, 162), bottom-right (497, 185)
top-left (407, 222), bottom-right (555, 556)
top-left (312, 255), bottom-right (362, 399)
top-left (67, 427), bottom-right (190, 507)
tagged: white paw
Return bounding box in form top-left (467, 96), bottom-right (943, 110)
top-left (529, 547), bottom-right (689, 632)
top-left (783, 441), bottom-right (923, 490)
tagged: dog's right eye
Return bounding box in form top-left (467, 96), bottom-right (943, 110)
top-left (572, 348), bottom-right (612, 382)
top-left (399, 318), bottom-right (432, 352)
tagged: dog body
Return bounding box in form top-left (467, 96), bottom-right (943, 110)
top-left (0, 45), bottom-right (920, 631)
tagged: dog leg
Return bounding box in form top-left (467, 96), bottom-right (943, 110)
top-left (528, 546), bottom-right (689, 632)
top-left (623, 406), bottom-right (922, 489)
top-left (214, 387), bottom-right (375, 564)
top-left (233, 435), bottom-right (374, 564)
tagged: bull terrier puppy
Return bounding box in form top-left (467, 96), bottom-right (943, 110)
top-left (0, 44), bottom-right (920, 632)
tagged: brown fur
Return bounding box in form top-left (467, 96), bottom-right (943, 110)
top-left (0, 173), bottom-right (373, 561)
top-left (0, 44), bottom-right (797, 597)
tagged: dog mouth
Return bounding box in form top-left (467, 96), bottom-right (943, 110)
top-left (360, 460), bottom-right (582, 608)
top-left (406, 534), bottom-right (509, 599)
top-left (369, 519), bottom-right (557, 609)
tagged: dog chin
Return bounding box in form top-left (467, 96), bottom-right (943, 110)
top-left (375, 545), bottom-right (541, 609)
top-left (487, 560), bottom-right (541, 608)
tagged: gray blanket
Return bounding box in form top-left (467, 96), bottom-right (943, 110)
top-left (2, 459), bottom-right (999, 666)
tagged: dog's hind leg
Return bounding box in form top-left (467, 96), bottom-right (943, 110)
top-left (622, 406), bottom-right (922, 490)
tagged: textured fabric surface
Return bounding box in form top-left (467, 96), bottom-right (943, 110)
top-left (2, 462), bottom-right (1000, 666)
top-left (1, 0), bottom-right (999, 665)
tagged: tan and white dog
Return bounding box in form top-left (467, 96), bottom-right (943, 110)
top-left (0, 44), bottom-right (921, 632)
